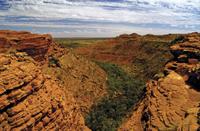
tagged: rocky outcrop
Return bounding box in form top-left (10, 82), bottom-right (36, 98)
top-left (119, 33), bottom-right (200, 131)
top-left (74, 33), bottom-right (177, 81)
top-left (0, 30), bottom-right (108, 117)
top-left (170, 33), bottom-right (200, 61)
top-left (0, 52), bottom-right (90, 130)
top-left (0, 30), bottom-right (54, 62)
top-left (165, 33), bottom-right (200, 85)
top-left (74, 33), bottom-right (177, 66)
top-left (42, 51), bottom-right (108, 115)
top-left (74, 33), bottom-right (142, 65)
top-left (116, 33), bottom-right (141, 40)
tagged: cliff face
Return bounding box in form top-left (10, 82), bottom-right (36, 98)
top-left (43, 52), bottom-right (107, 115)
top-left (0, 30), bottom-right (107, 116)
top-left (0, 30), bottom-right (53, 62)
top-left (1, 30), bottom-right (198, 130)
top-left (0, 52), bottom-right (89, 130)
top-left (74, 33), bottom-right (178, 81)
top-left (0, 30), bottom-right (109, 130)
top-left (119, 33), bottom-right (200, 131)
top-left (74, 33), bottom-right (177, 66)
top-left (74, 33), bottom-right (142, 65)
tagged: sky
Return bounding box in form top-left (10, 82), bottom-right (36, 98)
top-left (0, 0), bottom-right (199, 37)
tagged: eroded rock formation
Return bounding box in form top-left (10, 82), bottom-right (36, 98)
top-left (74, 33), bottom-right (177, 66)
top-left (43, 51), bottom-right (107, 115)
top-left (0, 30), bottom-right (54, 62)
top-left (119, 33), bottom-right (200, 131)
top-left (0, 52), bottom-right (90, 130)
top-left (0, 30), bottom-right (108, 117)
top-left (74, 33), bottom-right (142, 65)
top-left (0, 30), bottom-right (108, 130)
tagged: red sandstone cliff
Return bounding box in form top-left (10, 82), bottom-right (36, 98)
top-left (0, 30), bottom-right (55, 62)
top-left (0, 30), bottom-right (107, 116)
top-left (0, 30), bottom-right (108, 130)
top-left (0, 52), bottom-right (90, 130)
top-left (119, 33), bottom-right (200, 131)
top-left (1, 30), bottom-right (199, 131)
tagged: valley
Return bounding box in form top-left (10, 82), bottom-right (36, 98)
top-left (0, 30), bottom-right (199, 131)
top-left (1, 0), bottom-right (199, 131)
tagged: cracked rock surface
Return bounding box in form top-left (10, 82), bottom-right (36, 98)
top-left (0, 52), bottom-right (90, 131)
top-left (119, 33), bottom-right (200, 131)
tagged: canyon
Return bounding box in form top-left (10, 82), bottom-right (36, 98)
top-left (0, 30), bottom-right (199, 130)
top-left (119, 33), bottom-right (200, 131)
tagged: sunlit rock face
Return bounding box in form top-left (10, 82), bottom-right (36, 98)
top-left (0, 30), bottom-right (53, 62)
top-left (119, 33), bottom-right (200, 131)
top-left (0, 52), bottom-right (90, 130)
top-left (0, 30), bottom-right (109, 131)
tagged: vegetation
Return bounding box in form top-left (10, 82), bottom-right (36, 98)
top-left (55, 38), bottom-right (107, 48)
top-left (170, 35), bottom-right (185, 45)
top-left (48, 56), bottom-right (60, 67)
top-left (86, 62), bottom-right (145, 131)
top-left (132, 40), bottom-right (174, 80)
top-left (54, 35), bottom-right (181, 130)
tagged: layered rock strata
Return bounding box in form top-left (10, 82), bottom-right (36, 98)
top-left (119, 33), bottom-right (200, 131)
top-left (0, 30), bottom-right (54, 62)
top-left (0, 52), bottom-right (90, 130)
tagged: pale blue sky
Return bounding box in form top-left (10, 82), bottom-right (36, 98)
top-left (0, 0), bottom-right (199, 37)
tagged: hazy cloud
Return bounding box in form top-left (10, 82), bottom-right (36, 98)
top-left (0, 0), bottom-right (199, 37)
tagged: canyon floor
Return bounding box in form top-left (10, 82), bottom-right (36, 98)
top-left (0, 30), bottom-right (199, 131)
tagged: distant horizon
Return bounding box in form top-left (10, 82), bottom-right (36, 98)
top-left (1, 29), bottom-right (198, 39)
top-left (53, 31), bottom-right (200, 38)
top-left (0, 0), bottom-right (199, 37)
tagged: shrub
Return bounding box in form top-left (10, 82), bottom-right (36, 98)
top-left (86, 62), bottom-right (145, 131)
top-left (48, 56), bottom-right (60, 67)
top-left (132, 40), bottom-right (174, 80)
top-left (170, 35), bottom-right (185, 45)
